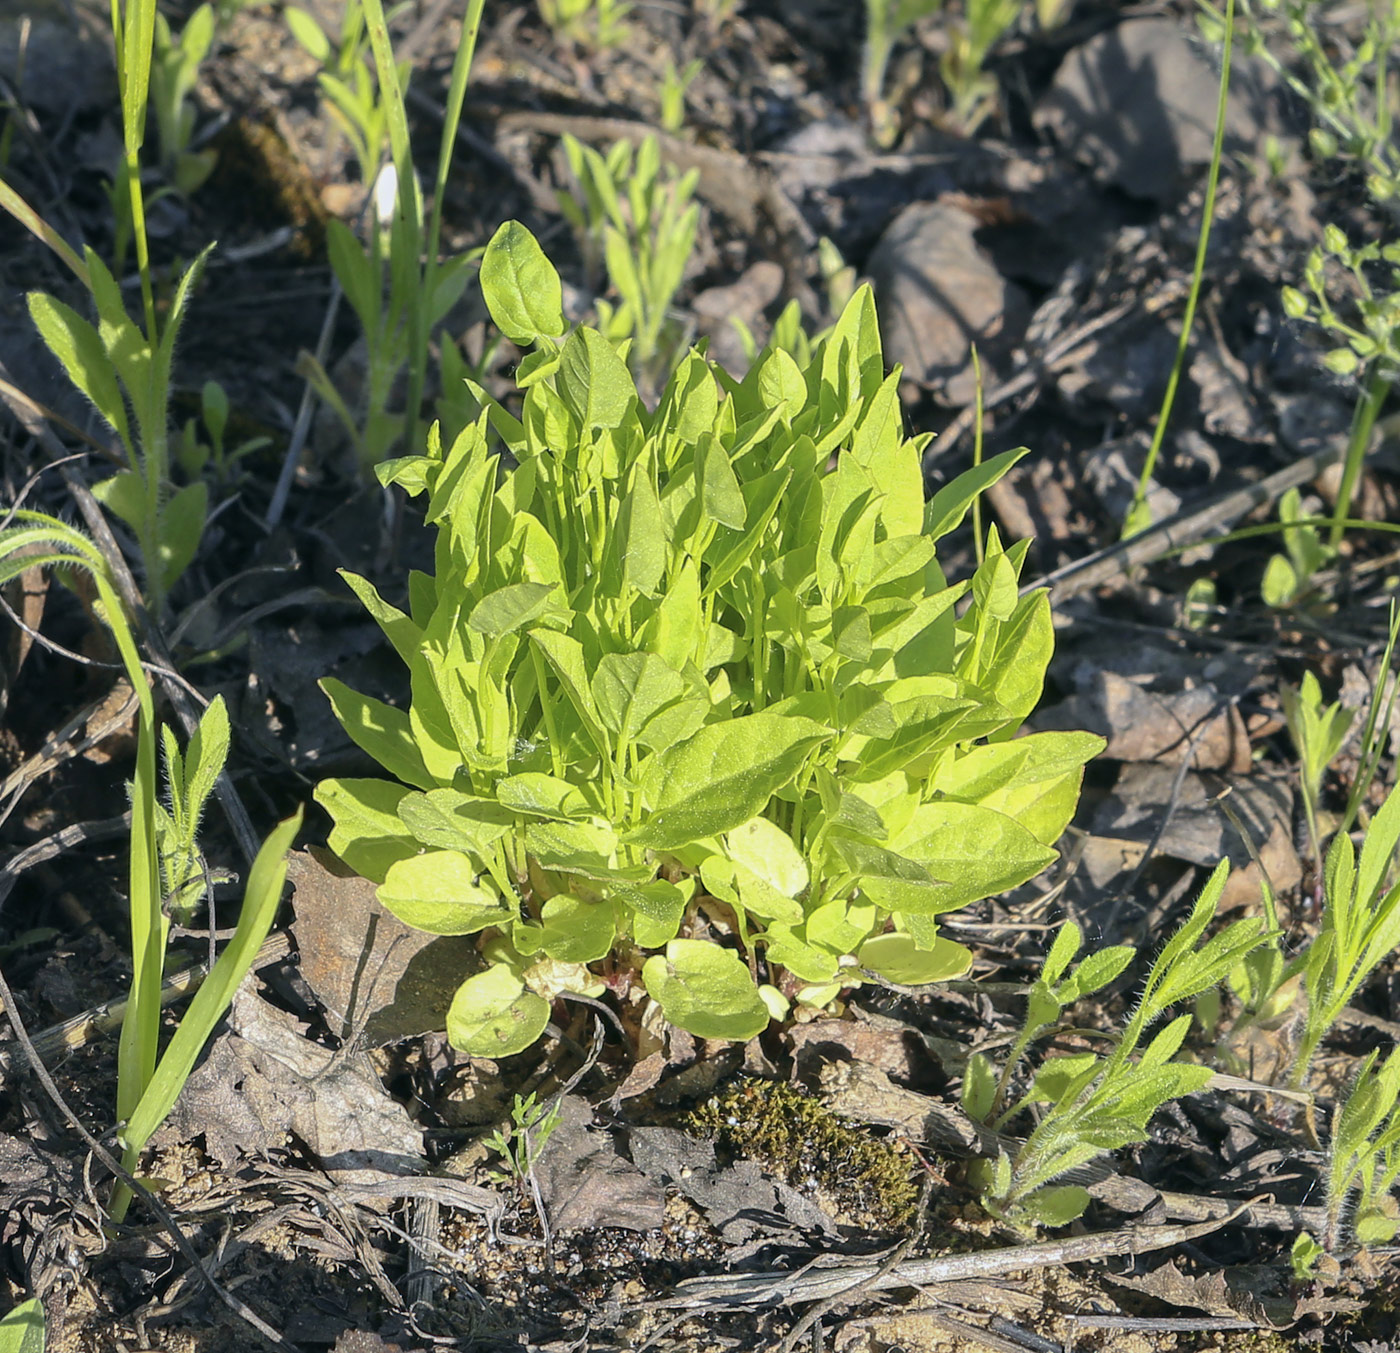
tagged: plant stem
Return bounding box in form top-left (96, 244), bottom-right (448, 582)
top-left (1329, 368), bottom-right (1389, 551)
top-left (1123, 0), bottom-right (1234, 539)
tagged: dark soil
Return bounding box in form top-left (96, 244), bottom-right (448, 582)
top-left (4, 1), bottom-right (1400, 1350)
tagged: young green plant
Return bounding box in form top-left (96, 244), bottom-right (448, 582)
top-left (1289, 777), bottom-right (1400, 1089)
top-left (314, 220), bottom-right (1104, 1060)
top-left (536, 0), bottom-right (631, 47)
top-left (557, 133), bottom-right (700, 385)
top-left (295, 0), bottom-right (484, 473)
top-left (965, 861), bottom-right (1270, 1227)
top-left (149, 3), bottom-right (217, 194)
top-left (0, 513), bottom-right (301, 1223)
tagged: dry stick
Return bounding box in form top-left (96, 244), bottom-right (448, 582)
top-left (1026, 442), bottom-right (1349, 605)
top-left (0, 959), bottom-right (302, 1352)
top-left (662, 1203), bottom-right (1255, 1310)
top-left (776, 1237), bottom-right (915, 1353)
top-left (0, 355), bottom-right (261, 865)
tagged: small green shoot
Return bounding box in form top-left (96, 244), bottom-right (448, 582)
top-left (484, 1091), bottom-right (564, 1187)
top-left (536, 0), bottom-right (632, 48)
top-left (557, 133), bottom-right (700, 384)
top-left (659, 56), bottom-right (703, 134)
top-left (1314, 1046), bottom-right (1400, 1255)
top-left (1261, 488), bottom-right (1330, 608)
top-left (296, 0), bottom-right (485, 473)
top-left (940, 0), bottom-right (1022, 132)
top-left (1290, 778), bottom-right (1400, 1089)
top-left (156, 696), bottom-right (232, 928)
top-left (150, 3), bottom-right (217, 194)
top-left (0, 513), bottom-right (301, 1223)
top-left (968, 862), bottom-right (1269, 1227)
top-left (176, 380), bottom-right (272, 485)
top-left (862, 1), bottom-right (944, 121)
top-left (1282, 670), bottom-right (1354, 867)
top-left (285, 0), bottom-right (406, 188)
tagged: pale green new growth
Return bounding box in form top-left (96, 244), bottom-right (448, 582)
top-left (1283, 669), bottom-right (1354, 866)
top-left (557, 133), bottom-right (700, 383)
top-left (317, 220), bottom-right (1103, 1058)
top-left (150, 3), bottom-right (217, 193)
top-left (968, 862), bottom-right (1270, 1227)
top-left (484, 1091), bottom-right (564, 1187)
top-left (535, 0), bottom-right (631, 48)
top-left (1261, 488), bottom-right (1329, 608)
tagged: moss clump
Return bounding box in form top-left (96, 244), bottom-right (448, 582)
top-left (684, 1078), bottom-right (918, 1231)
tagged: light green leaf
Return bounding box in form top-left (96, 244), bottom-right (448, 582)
top-left (618, 878), bottom-right (690, 948)
top-left (0, 1297), bottom-right (44, 1353)
top-left (378, 851), bottom-right (513, 935)
top-left (396, 788), bottom-right (515, 855)
top-left (27, 291), bottom-right (130, 444)
top-left (617, 454), bottom-right (666, 598)
top-left (315, 777), bottom-right (418, 883)
top-left (447, 964), bottom-right (551, 1057)
top-left (558, 326), bottom-right (635, 430)
top-left (1021, 1185), bottom-right (1091, 1227)
top-left (630, 713), bottom-right (829, 848)
top-left (865, 802), bottom-right (1057, 913)
top-left (496, 773), bottom-right (589, 819)
top-left (592, 652), bottom-right (689, 742)
top-left (469, 582), bottom-right (559, 637)
top-left (726, 816), bottom-right (808, 898)
top-left (321, 677), bottom-right (436, 790)
top-left (524, 818), bottom-right (622, 876)
top-left (858, 931), bottom-right (971, 984)
top-left (539, 893), bottom-right (616, 962)
top-left (480, 221), bottom-right (565, 344)
top-left (158, 480), bottom-right (207, 591)
top-left (924, 448), bottom-right (1028, 542)
top-left (641, 939), bottom-right (769, 1040)
top-left (124, 809), bottom-right (303, 1155)
top-left (340, 570), bottom-right (423, 667)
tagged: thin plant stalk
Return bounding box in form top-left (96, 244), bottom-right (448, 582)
top-left (1330, 368), bottom-right (1389, 551)
top-left (971, 342), bottom-right (986, 567)
top-left (1123, 0), bottom-right (1234, 538)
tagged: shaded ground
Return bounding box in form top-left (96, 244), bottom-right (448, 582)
top-left (3, 0), bottom-right (1400, 1349)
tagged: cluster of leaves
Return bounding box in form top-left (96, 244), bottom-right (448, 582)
top-left (285, 0), bottom-right (408, 188)
top-left (1230, 0), bottom-right (1400, 205)
top-left (535, 0), bottom-right (631, 48)
top-left (26, 246), bottom-right (211, 611)
top-left (557, 133), bottom-right (700, 383)
top-left (1282, 224), bottom-right (1400, 380)
top-left (150, 2), bottom-right (217, 194)
top-left (862, 0), bottom-right (1046, 138)
top-left (316, 220), bottom-right (1103, 1059)
top-left (966, 862), bottom-right (1271, 1227)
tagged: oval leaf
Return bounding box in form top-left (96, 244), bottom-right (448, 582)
top-left (480, 221), bottom-right (565, 345)
top-left (641, 939), bottom-right (769, 1041)
top-left (378, 851), bottom-right (513, 935)
top-left (630, 713), bottom-right (829, 849)
top-left (447, 964), bottom-right (551, 1057)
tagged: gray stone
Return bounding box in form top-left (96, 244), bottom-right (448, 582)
top-left (865, 200), bottom-right (1028, 403)
top-left (1034, 18), bottom-right (1271, 202)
